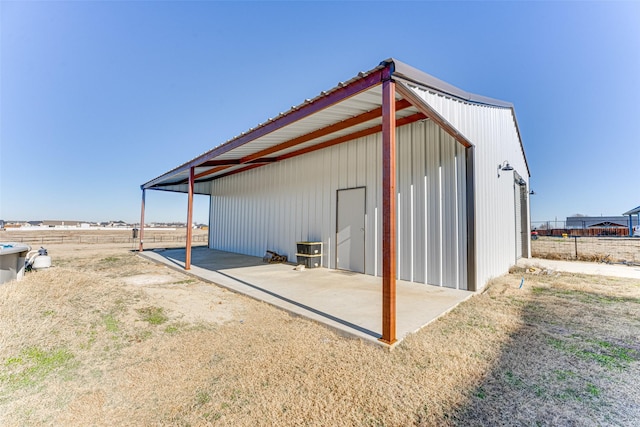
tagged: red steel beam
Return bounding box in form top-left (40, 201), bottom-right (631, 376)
top-left (199, 159), bottom-right (241, 167)
top-left (380, 76), bottom-right (397, 345)
top-left (277, 113), bottom-right (425, 162)
top-left (138, 189), bottom-right (145, 252)
top-left (142, 68), bottom-right (389, 190)
top-left (210, 113), bottom-right (425, 183)
top-left (198, 158), bottom-right (278, 167)
top-left (192, 157), bottom-right (278, 184)
top-left (210, 163), bottom-right (265, 181)
top-left (189, 101), bottom-right (412, 183)
top-left (395, 81), bottom-right (473, 148)
top-left (240, 99), bottom-right (412, 163)
top-left (185, 167), bottom-right (194, 270)
top-left (194, 165), bottom-right (232, 180)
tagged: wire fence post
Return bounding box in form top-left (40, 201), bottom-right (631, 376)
top-left (574, 236), bottom-right (578, 259)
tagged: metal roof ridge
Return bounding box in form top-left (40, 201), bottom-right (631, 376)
top-left (383, 58), bottom-right (513, 109)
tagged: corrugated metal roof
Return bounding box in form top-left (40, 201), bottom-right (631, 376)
top-left (389, 59), bottom-right (514, 108)
top-left (142, 58), bottom-right (523, 190)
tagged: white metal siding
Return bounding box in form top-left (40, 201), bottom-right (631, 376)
top-left (208, 120), bottom-right (468, 289)
top-left (406, 84), bottom-right (529, 288)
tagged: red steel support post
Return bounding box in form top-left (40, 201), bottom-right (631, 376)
top-left (139, 189), bottom-right (145, 252)
top-left (185, 167), bottom-right (194, 270)
top-left (380, 74), bottom-right (397, 345)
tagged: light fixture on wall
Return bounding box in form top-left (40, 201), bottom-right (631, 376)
top-left (517, 177), bottom-right (526, 186)
top-left (497, 160), bottom-right (513, 177)
top-left (530, 190), bottom-right (536, 195)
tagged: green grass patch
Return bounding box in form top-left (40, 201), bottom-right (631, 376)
top-left (532, 286), bottom-right (640, 304)
top-left (137, 306), bottom-right (168, 325)
top-left (103, 314), bottom-right (120, 334)
top-left (547, 336), bottom-right (639, 369)
top-left (173, 279), bottom-right (197, 285)
top-left (586, 383), bottom-right (600, 397)
top-left (557, 387), bottom-right (583, 402)
top-left (1, 347), bottom-right (75, 389)
top-left (504, 370), bottom-right (524, 387)
top-left (554, 369), bottom-right (576, 381)
top-left (164, 324), bottom-right (180, 334)
top-left (195, 390), bottom-right (212, 406)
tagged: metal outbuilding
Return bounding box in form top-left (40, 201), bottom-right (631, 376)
top-left (622, 205), bottom-right (640, 236)
top-left (566, 215), bottom-right (639, 229)
top-left (140, 58), bottom-right (531, 344)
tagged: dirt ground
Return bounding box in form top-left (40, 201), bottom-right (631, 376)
top-left (1, 234), bottom-right (639, 426)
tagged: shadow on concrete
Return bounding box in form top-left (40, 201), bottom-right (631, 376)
top-left (139, 246), bottom-right (473, 347)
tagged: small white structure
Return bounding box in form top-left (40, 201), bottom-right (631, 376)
top-left (140, 58), bottom-right (530, 344)
top-left (0, 243), bottom-right (30, 284)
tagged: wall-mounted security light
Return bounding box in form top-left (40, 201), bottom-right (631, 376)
top-left (497, 160), bottom-right (513, 177)
top-left (530, 190), bottom-right (536, 195)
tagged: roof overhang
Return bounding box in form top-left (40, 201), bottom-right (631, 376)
top-left (142, 58), bottom-right (527, 191)
top-left (623, 205), bottom-right (640, 216)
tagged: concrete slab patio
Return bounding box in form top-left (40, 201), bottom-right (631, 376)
top-left (139, 247), bottom-right (473, 347)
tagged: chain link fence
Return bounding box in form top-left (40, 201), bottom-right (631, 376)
top-left (531, 236), bottom-right (640, 265)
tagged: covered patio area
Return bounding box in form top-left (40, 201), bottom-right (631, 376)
top-left (139, 247), bottom-right (473, 347)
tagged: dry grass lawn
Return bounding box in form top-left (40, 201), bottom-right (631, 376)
top-left (1, 238), bottom-right (639, 426)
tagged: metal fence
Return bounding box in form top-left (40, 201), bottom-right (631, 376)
top-left (531, 221), bottom-right (635, 237)
top-left (531, 236), bottom-right (640, 265)
top-left (6, 234), bottom-right (209, 246)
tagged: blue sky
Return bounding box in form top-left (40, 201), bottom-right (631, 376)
top-left (1, 1), bottom-right (639, 225)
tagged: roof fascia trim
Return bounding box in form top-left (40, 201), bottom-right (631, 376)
top-left (146, 185), bottom-right (211, 195)
top-left (384, 58), bottom-right (513, 108)
top-left (623, 205), bottom-right (640, 216)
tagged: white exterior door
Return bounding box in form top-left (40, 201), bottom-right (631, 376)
top-left (336, 187), bottom-right (366, 273)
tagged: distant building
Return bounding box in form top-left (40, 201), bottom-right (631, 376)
top-left (566, 215), bottom-right (639, 236)
top-left (42, 220), bottom-right (83, 227)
